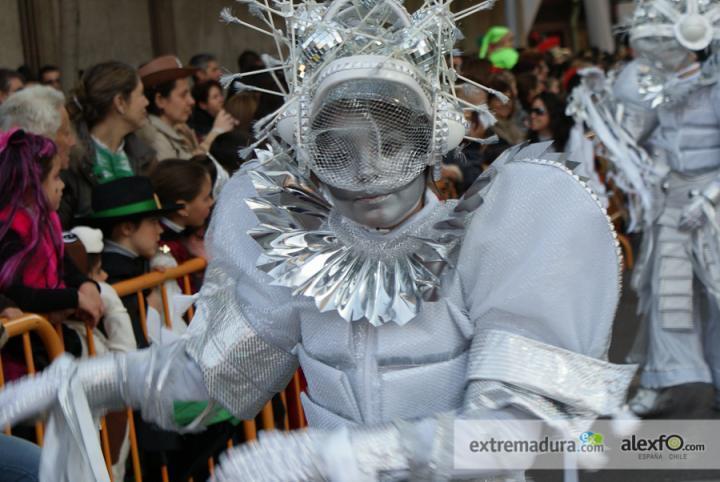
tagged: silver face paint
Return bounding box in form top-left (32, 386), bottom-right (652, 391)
top-left (324, 172), bottom-right (426, 229)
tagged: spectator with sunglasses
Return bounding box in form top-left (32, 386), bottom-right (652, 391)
top-left (527, 91), bottom-right (607, 205)
top-left (527, 91), bottom-right (572, 151)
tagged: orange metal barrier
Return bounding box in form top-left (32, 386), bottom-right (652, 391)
top-left (0, 259), bottom-right (308, 482)
top-left (0, 314), bottom-right (64, 443)
top-left (108, 257), bottom-right (306, 481)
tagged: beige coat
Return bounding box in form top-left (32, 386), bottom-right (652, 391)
top-left (137, 115), bottom-right (201, 162)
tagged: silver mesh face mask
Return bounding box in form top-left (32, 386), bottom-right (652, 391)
top-left (306, 79), bottom-right (432, 193)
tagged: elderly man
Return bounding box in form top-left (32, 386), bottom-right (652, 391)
top-left (0, 85), bottom-right (75, 169)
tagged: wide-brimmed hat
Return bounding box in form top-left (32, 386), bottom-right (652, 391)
top-left (82, 176), bottom-right (181, 225)
top-left (139, 55), bottom-right (198, 88)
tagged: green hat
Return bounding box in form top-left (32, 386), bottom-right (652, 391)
top-left (489, 47), bottom-right (519, 70)
top-left (479, 26), bottom-right (510, 59)
top-left (82, 176), bottom-right (181, 225)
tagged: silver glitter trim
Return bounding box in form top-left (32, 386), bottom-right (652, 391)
top-left (77, 353), bottom-right (128, 413)
top-left (467, 330), bottom-right (636, 416)
top-left (185, 265), bottom-right (298, 419)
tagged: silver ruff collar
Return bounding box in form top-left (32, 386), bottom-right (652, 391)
top-left (245, 148), bottom-right (465, 326)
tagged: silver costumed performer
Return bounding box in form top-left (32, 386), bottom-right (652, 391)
top-left (569, 0), bottom-right (720, 415)
top-left (0, 0), bottom-right (636, 480)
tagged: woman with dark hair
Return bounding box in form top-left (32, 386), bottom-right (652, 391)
top-left (62, 60), bottom-right (154, 228)
top-left (136, 56), bottom-right (235, 162)
top-left (188, 80), bottom-right (225, 139)
top-left (527, 91), bottom-right (572, 152)
top-left (209, 92), bottom-right (259, 174)
top-left (528, 91), bottom-right (607, 205)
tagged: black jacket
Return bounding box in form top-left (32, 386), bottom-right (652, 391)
top-left (0, 230), bottom-right (94, 313)
top-left (102, 251), bottom-right (151, 349)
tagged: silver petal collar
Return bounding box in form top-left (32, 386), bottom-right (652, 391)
top-left (244, 148), bottom-right (466, 326)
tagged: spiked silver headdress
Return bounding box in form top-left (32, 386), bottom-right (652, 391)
top-left (220, 0), bottom-right (505, 325)
top-left (221, 0), bottom-right (501, 186)
top-left (627, 0), bottom-right (720, 106)
top-left (630, 0), bottom-right (720, 52)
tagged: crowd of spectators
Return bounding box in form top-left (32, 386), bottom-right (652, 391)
top-left (0, 28), bottom-right (631, 480)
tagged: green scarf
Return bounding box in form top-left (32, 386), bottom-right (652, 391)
top-left (92, 140), bottom-right (134, 183)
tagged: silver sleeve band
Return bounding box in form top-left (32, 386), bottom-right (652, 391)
top-left (77, 353), bottom-right (129, 413)
top-left (185, 266), bottom-right (298, 419)
top-left (467, 329), bottom-right (636, 415)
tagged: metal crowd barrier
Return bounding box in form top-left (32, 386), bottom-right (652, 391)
top-left (0, 257), bottom-right (307, 482)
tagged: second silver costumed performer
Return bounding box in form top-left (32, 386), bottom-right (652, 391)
top-left (0, 0), bottom-right (636, 480)
top-left (569, 0), bottom-right (720, 415)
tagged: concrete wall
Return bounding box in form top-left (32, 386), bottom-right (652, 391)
top-left (1, 0), bottom-right (508, 80)
top-left (0, 0), bottom-right (25, 69)
top-left (76, 0), bottom-right (154, 70)
top-left (173, 0), bottom-right (281, 73)
top-left (446, 0), bottom-right (509, 55)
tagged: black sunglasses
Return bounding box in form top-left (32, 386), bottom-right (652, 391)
top-left (529, 107), bottom-right (547, 116)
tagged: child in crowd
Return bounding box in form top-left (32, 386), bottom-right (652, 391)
top-left (83, 175), bottom-right (180, 349)
top-left (64, 226), bottom-right (137, 355)
top-left (150, 159), bottom-right (214, 294)
top-left (64, 226), bottom-right (137, 481)
top-left (0, 128), bottom-right (102, 378)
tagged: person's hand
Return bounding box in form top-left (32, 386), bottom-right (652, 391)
top-left (184, 233), bottom-right (208, 260)
top-left (77, 282), bottom-right (103, 327)
top-left (0, 307), bottom-right (23, 320)
top-left (679, 195), bottom-right (710, 232)
top-left (210, 110), bottom-right (238, 136)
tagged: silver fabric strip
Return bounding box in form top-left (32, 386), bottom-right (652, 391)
top-left (186, 266), bottom-right (298, 419)
top-left (464, 380), bottom-right (595, 437)
top-left (78, 353), bottom-right (128, 412)
top-left (467, 330), bottom-right (636, 415)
